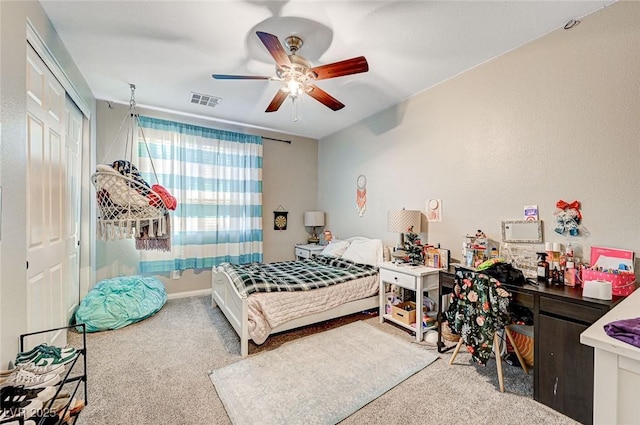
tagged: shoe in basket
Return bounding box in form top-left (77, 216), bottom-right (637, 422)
top-left (3, 362), bottom-right (65, 376)
top-left (0, 385), bottom-right (56, 403)
top-left (16, 350), bottom-right (78, 368)
top-left (0, 369), bottom-right (60, 388)
top-left (15, 345), bottom-right (75, 363)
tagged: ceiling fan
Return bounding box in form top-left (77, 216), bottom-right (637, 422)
top-left (212, 31), bottom-right (369, 115)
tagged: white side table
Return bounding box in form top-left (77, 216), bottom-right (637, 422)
top-left (379, 261), bottom-right (441, 342)
top-left (295, 244), bottom-right (324, 260)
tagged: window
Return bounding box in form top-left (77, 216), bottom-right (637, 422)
top-left (136, 116), bottom-right (263, 273)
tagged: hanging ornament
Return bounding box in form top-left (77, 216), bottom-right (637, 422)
top-left (273, 205), bottom-right (288, 230)
top-left (356, 174), bottom-right (367, 217)
top-left (554, 199), bottom-right (583, 236)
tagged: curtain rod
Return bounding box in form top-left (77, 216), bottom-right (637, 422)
top-left (262, 136), bottom-right (291, 144)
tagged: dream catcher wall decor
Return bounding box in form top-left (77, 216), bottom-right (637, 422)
top-left (356, 174), bottom-right (367, 217)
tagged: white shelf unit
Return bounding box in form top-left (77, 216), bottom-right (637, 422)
top-left (378, 262), bottom-right (441, 342)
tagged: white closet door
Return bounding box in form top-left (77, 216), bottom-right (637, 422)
top-left (25, 45), bottom-right (69, 347)
top-left (65, 96), bottom-right (82, 323)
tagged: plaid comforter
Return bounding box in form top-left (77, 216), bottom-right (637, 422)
top-left (218, 255), bottom-right (379, 297)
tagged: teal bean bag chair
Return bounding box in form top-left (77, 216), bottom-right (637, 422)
top-left (75, 275), bottom-right (167, 332)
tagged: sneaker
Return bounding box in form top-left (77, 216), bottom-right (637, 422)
top-left (26, 350), bottom-right (78, 368)
top-left (1, 385), bottom-right (57, 403)
top-left (17, 363), bottom-right (65, 376)
top-left (15, 347), bottom-right (76, 365)
top-left (0, 385), bottom-right (58, 403)
top-left (1, 393), bottom-right (43, 419)
top-left (14, 344), bottom-right (49, 360)
top-left (17, 344), bottom-right (75, 357)
top-left (0, 370), bottom-right (60, 389)
top-left (2, 362), bottom-right (65, 377)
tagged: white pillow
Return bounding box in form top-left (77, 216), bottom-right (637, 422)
top-left (341, 238), bottom-right (384, 266)
top-left (320, 240), bottom-right (351, 258)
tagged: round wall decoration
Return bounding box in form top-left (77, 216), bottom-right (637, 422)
top-left (356, 174), bottom-right (367, 217)
top-left (273, 205), bottom-right (288, 230)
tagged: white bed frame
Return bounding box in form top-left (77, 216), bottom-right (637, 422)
top-left (211, 268), bottom-right (379, 357)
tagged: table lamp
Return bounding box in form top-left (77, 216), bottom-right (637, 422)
top-left (304, 211), bottom-right (325, 244)
top-left (387, 209), bottom-right (422, 262)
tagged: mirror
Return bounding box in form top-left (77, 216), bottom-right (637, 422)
top-left (502, 220), bottom-right (543, 243)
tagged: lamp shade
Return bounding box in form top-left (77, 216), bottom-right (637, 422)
top-left (387, 209), bottom-right (421, 233)
top-left (304, 211), bottom-right (325, 227)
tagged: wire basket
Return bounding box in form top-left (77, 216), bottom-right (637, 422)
top-left (441, 321), bottom-right (460, 342)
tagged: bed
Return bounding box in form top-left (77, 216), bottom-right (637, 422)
top-left (211, 237), bottom-right (384, 356)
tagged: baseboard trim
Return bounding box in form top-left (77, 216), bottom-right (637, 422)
top-left (167, 288), bottom-right (212, 300)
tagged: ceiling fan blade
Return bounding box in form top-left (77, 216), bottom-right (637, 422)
top-left (306, 85), bottom-right (345, 111)
top-left (212, 74), bottom-right (270, 80)
top-left (310, 56), bottom-right (369, 80)
top-left (265, 90), bottom-right (289, 113)
top-left (256, 31), bottom-right (291, 68)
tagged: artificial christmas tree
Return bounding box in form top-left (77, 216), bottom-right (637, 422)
top-left (404, 226), bottom-right (424, 265)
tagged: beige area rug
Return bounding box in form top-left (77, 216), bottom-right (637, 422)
top-left (209, 320), bottom-right (438, 425)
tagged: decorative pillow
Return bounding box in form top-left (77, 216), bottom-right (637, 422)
top-left (320, 240), bottom-right (351, 258)
top-left (341, 238), bottom-right (384, 266)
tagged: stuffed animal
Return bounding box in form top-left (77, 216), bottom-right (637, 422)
top-left (385, 292), bottom-right (401, 314)
top-left (390, 284), bottom-right (403, 299)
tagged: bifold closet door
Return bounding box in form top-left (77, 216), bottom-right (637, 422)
top-left (25, 44), bottom-right (80, 347)
top-left (64, 95), bottom-right (83, 327)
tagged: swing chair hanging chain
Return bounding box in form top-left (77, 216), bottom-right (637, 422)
top-left (129, 83), bottom-right (137, 109)
top-left (129, 84), bottom-right (159, 184)
top-left (100, 83), bottom-right (160, 184)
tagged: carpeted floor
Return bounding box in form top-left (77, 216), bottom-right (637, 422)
top-left (68, 296), bottom-right (579, 425)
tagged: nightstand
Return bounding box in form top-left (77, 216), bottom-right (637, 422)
top-left (378, 261), bottom-right (440, 342)
top-left (295, 244), bottom-right (325, 260)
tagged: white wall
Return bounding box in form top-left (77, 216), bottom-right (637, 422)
top-left (94, 101), bottom-right (319, 294)
top-left (0, 1), bottom-right (95, 364)
top-left (319, 1), bottom-right (640, 271)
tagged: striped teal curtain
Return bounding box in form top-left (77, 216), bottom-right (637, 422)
top-left (136, 116), bottom-right (263, 273)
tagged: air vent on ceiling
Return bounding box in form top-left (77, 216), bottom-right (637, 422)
top-left (190, 92), bottom-right (221, 108)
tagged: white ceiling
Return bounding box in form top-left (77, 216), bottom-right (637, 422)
top-left (39, 0), bottom-right (614, 139)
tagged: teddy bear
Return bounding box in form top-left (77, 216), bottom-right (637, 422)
top-left (385, 290), bottom-right (401, 315)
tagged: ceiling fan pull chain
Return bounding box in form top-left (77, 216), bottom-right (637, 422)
top-left (291, 96), bottom-right (299, 122)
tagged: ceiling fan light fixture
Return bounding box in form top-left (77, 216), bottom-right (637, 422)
top-left (286, 80), bottom-right (304, 98)
top-left (212, 31), bottom-right (369, 117)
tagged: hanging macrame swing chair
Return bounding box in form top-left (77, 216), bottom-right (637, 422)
top-left (91, 84), bottom-right (175, 251)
